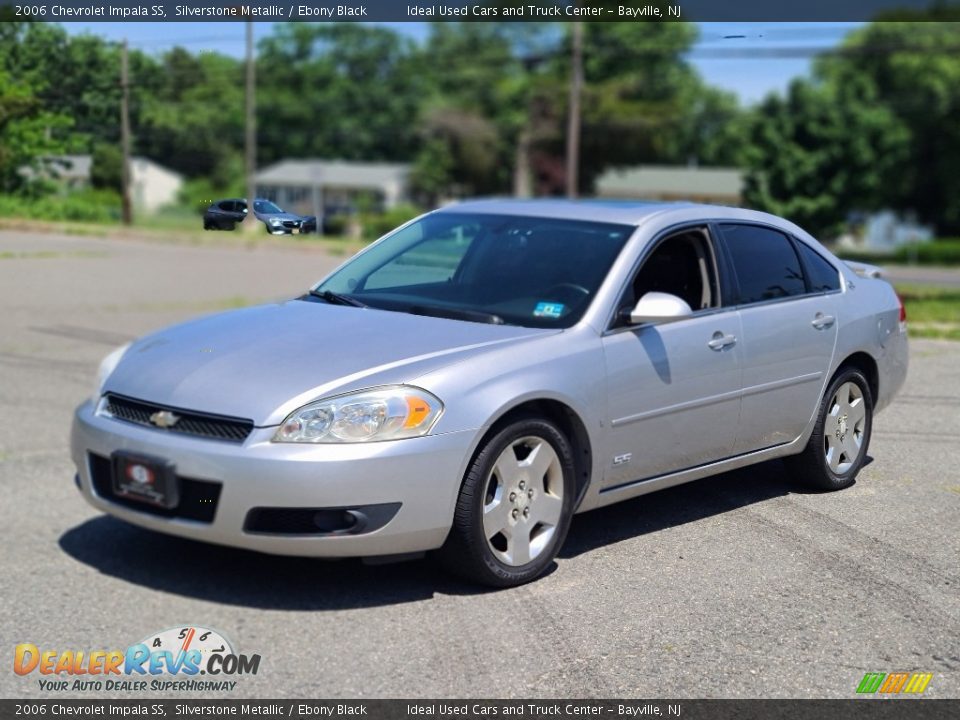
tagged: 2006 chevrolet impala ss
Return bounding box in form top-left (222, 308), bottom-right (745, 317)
top-left (71, 200), bottom-right (908, 586)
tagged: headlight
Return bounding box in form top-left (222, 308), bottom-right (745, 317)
top-left (273, 386), bottom-right (443, 444)
top-left (269, 218), bottom-right (282, 226)
top-left (93, 343), bottom-right (130, 402)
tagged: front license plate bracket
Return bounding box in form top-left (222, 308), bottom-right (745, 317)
top-left (111, 451), bottom-right (179, 509)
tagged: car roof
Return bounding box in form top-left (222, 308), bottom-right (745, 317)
top-left (432, 198), bottom-right (792, 231)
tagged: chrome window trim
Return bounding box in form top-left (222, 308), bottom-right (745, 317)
top-left (733, 288), bottom-right (843, 313)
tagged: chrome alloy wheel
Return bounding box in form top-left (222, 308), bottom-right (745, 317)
top-left (482, 436), bottom-right (564, 567)
top-left (824, 381), bottom-right (867, 474)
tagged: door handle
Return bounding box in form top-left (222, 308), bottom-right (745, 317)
top-left (811, 313), bottom-right (836, 330)
top-left (708, 332), bottom-right (737, 350)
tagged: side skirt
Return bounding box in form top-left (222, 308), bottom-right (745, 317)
top-left (589, 438), bottom-right (803, 510)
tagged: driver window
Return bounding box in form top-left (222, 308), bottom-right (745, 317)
top-left (620, 228), bottom-right (720, 321)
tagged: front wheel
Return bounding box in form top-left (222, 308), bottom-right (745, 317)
top-left (786, 367), bottom-right (873, 490)
top-left (439, 417), bottom-right (575, 587)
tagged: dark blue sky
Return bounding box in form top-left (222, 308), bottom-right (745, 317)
top-left (60, 21), bottom-right (861, 104)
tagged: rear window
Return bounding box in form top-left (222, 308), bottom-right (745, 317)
top-left (719, 224), bottom-right (806, 304)
top-left (796, 241), bottom-right (841, 292)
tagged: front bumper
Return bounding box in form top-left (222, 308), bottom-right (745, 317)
top-left (70, 401), bottom-right (475, 557)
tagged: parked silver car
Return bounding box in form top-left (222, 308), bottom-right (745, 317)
top-left (71, 200), bottom-right (908, 586)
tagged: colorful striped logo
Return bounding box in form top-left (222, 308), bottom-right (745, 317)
top-left (856, 672), bottom-right (933, 694)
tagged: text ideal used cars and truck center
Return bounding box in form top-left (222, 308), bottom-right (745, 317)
top-left (71, 200), bottom-right (908, 586)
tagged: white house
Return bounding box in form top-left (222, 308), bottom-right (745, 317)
top-left (255, 159), bottom-right (411, 223)
top-left (595, 165), bottom-right (744, 205)
top-left (21, 154), bottom-right (184, 214)
top-left (129, 157), bottom-right (183, 212)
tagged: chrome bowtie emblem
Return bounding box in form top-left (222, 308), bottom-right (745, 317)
top-left (149, 410), bottom-right (181, 429)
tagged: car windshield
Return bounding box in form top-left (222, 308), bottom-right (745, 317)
top-left (254, 200), bottom-right (284, 214)
top-left (313, 212), bottom-right (634, 328)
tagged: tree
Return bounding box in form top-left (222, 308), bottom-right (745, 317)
top-left (414, 17), bottom-right (726, 199)
top-left (414, 22), bottom-right (546, 198)
top-left (90, 142), bottom-right (122, 191)
top-left (742, 78), bottom-right (908, 238)
top-left (0, 68), bottom-right (71, 193)
top-left (553, 18), bottom-right (700, 191)
top-left (2, 23), bottom-right (127, 152)
top-left (815, 22), bottom-right (960, 234)
top-left (667, 82), bottom-right (748, 167)
top-left (257, 24), bottom-right (424, 164)
top-left (138, 47), bottom-right (244, 183)
top-left (410, 107), bottom-right (500, 202)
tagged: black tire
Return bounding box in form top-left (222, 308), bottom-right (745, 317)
top-left (786, 367), bottom-right (873, 491)
top-left (438, 416), bottom-right (576, 587)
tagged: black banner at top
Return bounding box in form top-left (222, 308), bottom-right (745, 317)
top-left (0, 0), bottom-right (955, 23)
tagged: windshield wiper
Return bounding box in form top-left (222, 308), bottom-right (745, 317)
top-left (407, 304), bottom-right (504, 325)
top-left (308, 289), bottom-right (368, 308)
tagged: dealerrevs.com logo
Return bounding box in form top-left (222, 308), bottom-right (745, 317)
top-left (14, 626), bottom-right (260, 693)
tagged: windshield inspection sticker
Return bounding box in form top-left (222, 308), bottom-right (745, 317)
top-left (533, 302), bottom-right (565, 319)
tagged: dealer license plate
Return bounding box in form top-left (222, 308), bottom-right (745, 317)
top-left (111, 452), bottom-right (179, 509)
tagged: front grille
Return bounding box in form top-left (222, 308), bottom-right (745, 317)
top-left (281, 220), bottom-right (298, 228)
top-left (103, 394), bottom-right (254, 444)
top-left (88, 453), bottom-right (221, 523)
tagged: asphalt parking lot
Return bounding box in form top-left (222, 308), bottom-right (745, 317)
top-left (1, 229), bottom-right (958, 699)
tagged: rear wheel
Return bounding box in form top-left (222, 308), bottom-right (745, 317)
top-left (439, 417), bottom-right (575, 587)
top-left (786, 367), bottom-right (873, 490)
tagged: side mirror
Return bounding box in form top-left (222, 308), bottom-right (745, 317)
top-left (627, 292), bottom-right (693, 325)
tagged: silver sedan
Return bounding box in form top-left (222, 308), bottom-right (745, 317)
top-left (71, 200), bottom-right (908, 586)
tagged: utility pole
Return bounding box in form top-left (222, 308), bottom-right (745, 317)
top-left (243, 19), bottom-right (257, 233)
top-left (120, 39), bottom-right (133, 225)
top-left (565, 19), bottom-right (584, 199)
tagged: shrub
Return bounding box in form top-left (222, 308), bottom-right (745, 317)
top-left (894, 240), bottom-right (960, 266)
top-left (322, 214), bottom-right (349, 237)
top-left (0, 188), bottom-right (121, 223)
top-left (177, 178), bottom-right (226, 216)
top-left (835, 239), bottom-right (960, 267)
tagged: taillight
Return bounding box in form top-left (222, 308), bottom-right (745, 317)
top-left (897, 294), bottom-right (907, 323)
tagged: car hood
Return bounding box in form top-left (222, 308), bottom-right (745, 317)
top-left (104, 300), bottom-right (552, 426)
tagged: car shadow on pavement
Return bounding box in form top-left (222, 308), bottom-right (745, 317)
top-left (559, 457), bottom-right (868, 559)
top-left (59, 456), bottom-right (867, 609)
top-left (58, 516), bottom-right (473, 610)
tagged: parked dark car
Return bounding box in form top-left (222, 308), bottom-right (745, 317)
top-left (203, 198), bottom-right (317, 235)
